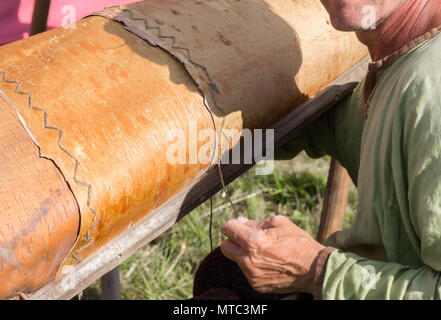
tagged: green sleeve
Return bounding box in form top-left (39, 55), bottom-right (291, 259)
top-left (323, 250), bottom-right (441, 299)
top-left (322, 78), bottom-right (441, 300)
top-left (275, 82), bottom-right (366, 184)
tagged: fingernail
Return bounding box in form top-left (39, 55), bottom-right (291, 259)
top-left (237, 216), bottom-right (249, 224)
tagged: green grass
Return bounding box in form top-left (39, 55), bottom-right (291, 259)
top-left (83, 153), bottom-right (357, 300)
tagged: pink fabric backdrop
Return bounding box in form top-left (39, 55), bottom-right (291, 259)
top-left (0, 0), bottom-right (136, 44)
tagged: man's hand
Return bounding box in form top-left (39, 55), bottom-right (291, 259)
top-left (220, 215), bottom-right (325, 294)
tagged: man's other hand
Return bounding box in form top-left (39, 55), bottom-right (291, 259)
top-left (220, 215), bottom-right (325, 294)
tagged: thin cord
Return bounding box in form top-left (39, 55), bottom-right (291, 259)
top-left (209, 197), bottom-right (213, 252)
top-left (217, 158), bottom-right (239, 219)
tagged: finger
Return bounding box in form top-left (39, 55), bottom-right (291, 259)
top-left (222, 219), bottom-right (254, 247)
top-left (266, 215), bottom-right (291, 228)
top-left (220, 239), bottom-right (243, 262)
top-left (237, 217), bottom-right (267, 230)
top-left (237, 216), bottom-right (249, 224)
top-left (243, 216), bottom-right (291, 230)
top-left (240, 217), bottom-right (274, 230)
top-left (244, 219), bottom-right (267, 229)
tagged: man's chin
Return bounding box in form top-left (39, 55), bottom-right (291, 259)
top-left (329, 18), bottom-right (366, 32)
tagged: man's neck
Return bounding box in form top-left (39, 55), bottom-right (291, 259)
top-left (356, 0), bottom-right (441, 61)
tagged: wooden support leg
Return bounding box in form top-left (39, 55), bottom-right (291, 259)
top-left (317, 159), bottom-right (351, 243)
top-left (100, 267), bottom-right (121, 300)
top-left (30, 0), bottom-right (51, 36)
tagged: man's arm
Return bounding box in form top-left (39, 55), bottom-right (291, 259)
top-left (275, 80), bottom-right (366, 185)
top-left (321, 77), bottom-right (441, 299)
top-left (222, 76), bottom-right (441, 300)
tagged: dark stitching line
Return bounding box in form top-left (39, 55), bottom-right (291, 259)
top-left (119, 8), bottom-right (239, 218)
top-left (0, 70), bottom-right (99, 263)
top-left (119, 9), bottom-right (232, 153)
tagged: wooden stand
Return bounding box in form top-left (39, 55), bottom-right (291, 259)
top-left (29, 0), bottom-right (51, 36)
top-left (100, 267), bottom-right (121, 300)
top-left (317, 160), bottom-right (351, 243)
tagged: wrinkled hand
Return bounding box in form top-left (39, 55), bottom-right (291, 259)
top-left (220, 215), bottom-right (325, 294)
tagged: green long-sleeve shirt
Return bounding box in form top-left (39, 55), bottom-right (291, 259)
top-left (277, 31), bottom-right (441, 299)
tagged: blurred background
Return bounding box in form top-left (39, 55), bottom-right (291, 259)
top-left (0, 0), bottom-right (134, 45)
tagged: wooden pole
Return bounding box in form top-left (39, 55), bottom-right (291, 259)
top-left (100, 267), bottom-right (121, 300)
top-left (317, 159), bottom-right (351, 243)
top-left (29, 0), bottom-right (51, 36)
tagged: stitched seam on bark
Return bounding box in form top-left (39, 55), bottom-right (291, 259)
top-left (118, 7), bottom-right (239, 218)
top-left (0, 6), bottom-right (240, 265)
top-left (0, 70), bottom-right (99, 263)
